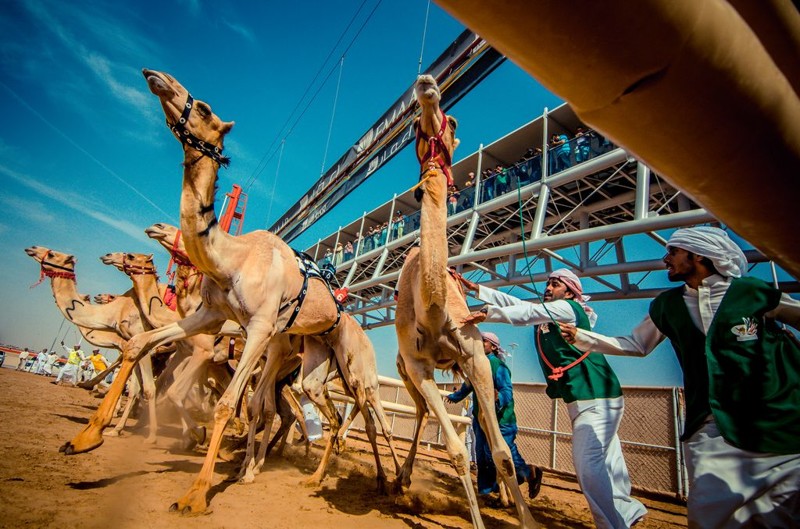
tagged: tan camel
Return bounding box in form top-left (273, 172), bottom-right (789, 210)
top-left (144, 225), bottom-right (401, 489)
top-left (100, 251), bottom-right (219, 447)
top-left (393, 75), bottom-right (538, 529)
top-left (25, 246), bottom-right (160, 442)
top-left (61, 69), bottom-right (399, 515)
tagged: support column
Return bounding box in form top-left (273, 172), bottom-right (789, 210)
top-left (634, 162), bottom-right (651, 220)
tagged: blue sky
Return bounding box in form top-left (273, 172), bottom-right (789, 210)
top-left (0, 1), bottom-right (792, 387)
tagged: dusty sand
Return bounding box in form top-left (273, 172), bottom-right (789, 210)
top-left (0, 368), bottom-right (687, 528)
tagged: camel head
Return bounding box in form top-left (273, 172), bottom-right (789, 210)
top-left (413, 75), bottom-right (459, 198)
top-left (145, 222), bottom-right (188, 254)
top-left (415, 74), bottom-right (441, 106)
top-left (25, 246), bottom-right (77, 274)
top-left (142, 68), bottom-right (234, 166)
top-left (101, 252), bottom-right (156, 277)
top-left (94, 293), bottom-right (117, 304)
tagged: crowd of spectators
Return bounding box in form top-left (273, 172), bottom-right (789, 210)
top-left (317, 127), bottom-right (613, 269)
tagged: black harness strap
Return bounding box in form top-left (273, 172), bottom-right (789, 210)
top-left (278, 250), bottom-right (342, 335)
top-left (169, 93), bottom-right (230, 167)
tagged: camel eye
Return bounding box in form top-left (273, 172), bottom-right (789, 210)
top-left (47, 251), bottom-right (54, 257)
top-left (126, 253), bottom-right (135, 260)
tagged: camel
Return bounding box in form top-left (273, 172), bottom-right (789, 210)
top-left (24, 246), bottom-right (160, 441)
top-left (393, 75), bottom-right (538, 529)
top-left (61, 69), bottom-right (400, 515)
top-left (101, 251), bottom-right (224, 447)
top-left (144, 224), bottom-right (402, 488)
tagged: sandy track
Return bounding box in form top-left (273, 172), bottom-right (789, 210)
top-left (0, 368), bottom-right (686, 528)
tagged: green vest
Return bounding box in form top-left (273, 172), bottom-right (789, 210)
top-left (649, 277), bottom-right (800, 454)
top-left (534, 300), bottom-right (622, 403)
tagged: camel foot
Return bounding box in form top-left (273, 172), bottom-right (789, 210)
top-left (392, 470), bottom-right (412, 494)
top-left (334, 437), bottom-right (346, 454)
top-left (103, 429), bottom-right (122, 438)
top-left (169, 486), bottom-right (209, 515)
top-left (303, 474), bottom-right (323, 488)
top-left (61, 429), bottom-right (105, 455)
top-left (376, 474), bottom-right (388, 495)
top-left (143, 435), bottom-right (157, 445)
top-left (237, 471), bottom-right (256, 485)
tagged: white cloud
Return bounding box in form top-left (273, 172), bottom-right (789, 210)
top-left (0, 164), bottom-right (145, 242)
top-left (0, 195), bottom-right (56, 225)
top-left (223, 19), bottom-right (256, 44)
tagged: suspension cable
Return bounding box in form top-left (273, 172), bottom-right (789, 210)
top-left (266, 139), bottom-right (286, 225)
top-left (320, 56), bottom-right (345, 177)
top-left (417, 0), bottom-right (432, 75)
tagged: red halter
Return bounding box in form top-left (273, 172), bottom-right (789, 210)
top-left (30, 261), bottom-right (76, 288)
top-left (415, 108), bottom-right (454, 187)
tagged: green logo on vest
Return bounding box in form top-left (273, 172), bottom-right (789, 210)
top-left (730, 317), bottom-right (758, 342)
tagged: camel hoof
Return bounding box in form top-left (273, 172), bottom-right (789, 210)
top-left (376, 476), bottom-right (388, 495)
top-left (182, 506), bottom-right (192, 515)
top-left (58, 442), bottom-right (69, 453)
top-left (194, 426), bottom-right (207, 445)
top-left (303, 477), bottom-right (322, 488)
top-left (143, 436), bottom-right (157, 445)
top-left (169, 503), bottom-right (179, 512)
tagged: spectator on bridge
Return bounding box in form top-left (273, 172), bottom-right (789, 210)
top-left (494, 164), bottom-right (509, 196)
top-left (445, 332), bottom-right (543, 500)
top-left (343, 241), bottom-right (354, 262)
top-left (575, 127), bottom-right (592, 163)
top-left (559, 227), bottom-right (800, 528)
top-left (333, 242), bottom-right (343, 267)
top-left (460, 269), bottom-right (646, 528)
top-left (448, 185), bottom-right (460, 216)
top-left (549, 133), bottom-right (571, 174)
top-left (320, 248), bottom-right (333, 267)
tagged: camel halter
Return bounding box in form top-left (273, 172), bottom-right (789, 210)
top-left (30, 260), bottom-right (76, 288)
top-left (122, 261), bottom-right (158, 278)
top-left (415, 108), bottom-right (453, 188)
top-left (535, 325), bottom-right (593, 381)
top-left (278, 250), bottom-right (342, 335)
top-left (169, 93), bottom-right (230, 167)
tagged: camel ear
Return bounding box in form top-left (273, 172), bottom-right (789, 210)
top-left (453, 138), bottom-right (460, 151)
top-left (147, 254), bottom-right (153, 261)
top-left (221, 120), bottom-right (235, 134)
top-left (413, 116), bottom-right (420, 128)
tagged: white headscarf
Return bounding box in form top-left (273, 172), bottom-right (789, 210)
top-left (667, 226), bottom-right (748, 278)
top-left (549, 268), bottom-right (598, 328)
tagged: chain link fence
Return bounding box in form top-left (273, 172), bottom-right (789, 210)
top-left (341, 382), bottom-right (688, 498)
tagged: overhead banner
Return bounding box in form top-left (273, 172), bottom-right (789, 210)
top-left (271, 29), bottom-right (505, 242)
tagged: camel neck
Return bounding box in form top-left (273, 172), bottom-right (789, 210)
top-left (179, 153), bottom-right (232, 279)
top-left (419, 168), bottom-right (449, 308)
top-left (50, 277), bottom-right (106, 327)
top-left (129, 273), bottom-right (176, 327)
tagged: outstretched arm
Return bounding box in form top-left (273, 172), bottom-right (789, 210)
top-left (766, 293), bottom-right (800, 331)
top-left (559, 315), bottom-right (665, 357)
top-left (477, 285), bottom-right (577, 325)
top-left (445, 380), bottom-right (473, 404)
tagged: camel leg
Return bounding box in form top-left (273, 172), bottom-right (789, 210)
top-left (263, 385), bottom-right (299, 458)
top-left (61, 306), bottom-right (228, 455)
top-left (458, 331), bottom-right (539, 529)
top-left (329, 324), bottom-right (391, 493)
top-left (301, 338), bottom-right (342, 487)
top-left (137, 355), bottom-right (158, 444)
top-left (170, 320), bottom-right (276, 515)
top-left (165, 350), bottom-right (214, 448)
top-left (394, 353), bottom-right (430, 492)
top-left (402, 355), bottom-right (486, 529)
top-left (105, 366), bottom-right (142, 438)
top-left (237, 361), bottom-right (271, 484)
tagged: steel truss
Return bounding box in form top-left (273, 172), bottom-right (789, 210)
top-left (304, 106), bottom-right (798, 329)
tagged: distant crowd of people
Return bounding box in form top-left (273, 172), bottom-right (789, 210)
top-left (318, 127), bottom-right (613, 269)
top-left (13, 343), bottom-right (113, 387)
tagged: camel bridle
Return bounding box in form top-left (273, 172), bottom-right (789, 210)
top-left (30, 259), bottom-right (76, 288)
top-left (415, 108), bottom-right (454, 187)
top-left (168, 93), bottom-right (230, 167)
top-left (122, 260), bottom-right (158, 278)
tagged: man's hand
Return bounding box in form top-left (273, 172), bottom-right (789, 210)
top-left (558, 322), bottom-right (578, 344)
top-left (60, 341), bottom-right (64, 346)
top-left (443, 396), bottom-right (455, 405)
top-left (453, 271), bottom-right (479, 293)
top-left (462, 310), bottom-right (487, 325)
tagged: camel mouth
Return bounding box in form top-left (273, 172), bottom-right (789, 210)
top-left (142, 69), bottom-right (174, 97)
top-left (99, 255), bottom-right (115, 265)
top-left (415, 75), bottom-right (440, 101)
top-left (24, 247), bottom-right (38, 258)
